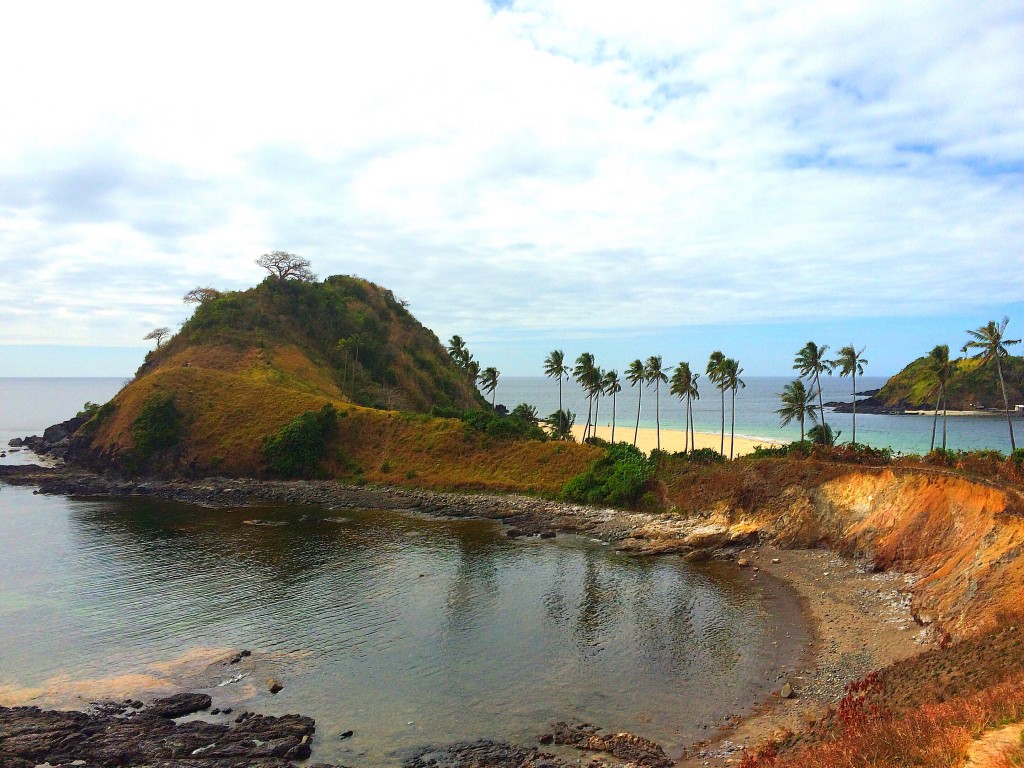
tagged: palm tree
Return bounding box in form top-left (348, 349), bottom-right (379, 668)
top-left (645, 356), bottom-right (670, 452)
top-left (590, 367), bottom-right (605, 440)
top-left (447, 335), bottom-right (469, 367)
top-left (776, 379), bottom-right (818, 441)
top-left (544, 350), bottom-right (570, 414)
top-left (670, 362), bottom-right (694, 453)
top-left (794, 342), bottom-right (833, 444)
top-left (832, 345), bottom-right (867, 445)
top-left (685, 372), bottom-right (700, 453)
top-left (723, 358), bottom-right (745, 459)
top-left (603, 369), bottom-right (622, 443)
top-left (480, 366), bottom-right (500, 407)
top-left (574, 352), bottom-right (597, 440)
top-left (926, 344), bottom-right (954, 452)
top-left (626, 359), bottom-right (646, 447)
top-left (963, 317), bottom-right (1021, 451)
top-left (707, 351), bottom-right (727, 455)
top-left (466, 359), bottom-right (481, 383)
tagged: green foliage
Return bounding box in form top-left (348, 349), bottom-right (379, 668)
top-left (510, 403), bottom-right (539, 422)
top-left (671, 447), bottom-right (727, 464)
top-left (131, 393), bottom-right (181, 457)
top-left (1011, 448), bottom-right (1024, 466)
top-left (430, 405), bottom-right (546, 441)
top-left (878, 352), bottom-right (1024, 410)
top-left (262, 403), bottom-right (338, 477)
top-left (808, 423), bottom-right (840, 446)
top-left (547, 408), bottom-right (575, 440)
top-left (79, 400), bottom-right (117, 435)
top-left (561, 442), bottom-right (654, 507)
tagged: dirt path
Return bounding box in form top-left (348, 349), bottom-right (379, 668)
top-left (963, 722), bottom-right (1024, 767)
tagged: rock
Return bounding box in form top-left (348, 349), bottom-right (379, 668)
top-left (771, 558), bottom-right (781, 564)
top-left (402, 739), bottom-right (560, 768)
top-left (339, 729), bottom-right (354, 740)
top-left (684, 549), bottom-right (712, 562)
top-left (147, 692), bottom-right (212, 718)
top-left (506, 528), bottom-right (523, 538)
top-left (268, 677), bottom-right (284, 694)
top-left (7, 438), bottom-right (24, 447)
top-left (539, 530), bottom-right (556, 539)
top-left (244, 519), bottom-right (289, 527)
top-left (547, 722), bottom-right (672, 768)
top-left (737, 558), bottom-right (750, 567)
top-left (780, 682), bottom-right (795, 699)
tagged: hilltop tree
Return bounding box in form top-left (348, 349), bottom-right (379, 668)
top-left (776, 379), bottom-right (817, 442)
top-left (183, 286), bottom-right (221, 304)
top-left (256, 251), bottom-right (316, 282)
top-left (832, 345), bottom-right (868, 445)
top-left (645, 356), bottom-right (670, 452)
top-left (927, 344), bottom-right (954, 452)
top-left (480, 366), bottom-right (500, 407)
top-left (447, 335), bottom-right (470, 368)
top-left (723, 358), bottom-right (745, 459)
top-left (144, 327), bottom-right (171, 348)
top-left (963, 317), bottom-right (1021, 451)
top-left (626, 359), bottom-right (647, 447)
top-left (603, 369), bottom-right (622, 443)
top-left (544, 350), bottom-right (570, 414)
top-left (707, 351), bottom-right (728, 455)
top-left (795, 342), bottom-right (833, 445)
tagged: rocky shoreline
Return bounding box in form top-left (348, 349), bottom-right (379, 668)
top-left (0, 462), bottom-right (929, 766)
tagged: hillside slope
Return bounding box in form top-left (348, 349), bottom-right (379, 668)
top-left (876, 353), bottom-right (1024, 410)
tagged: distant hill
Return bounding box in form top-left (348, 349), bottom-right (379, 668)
top-left (876, 353), bottom-right (1024, 410)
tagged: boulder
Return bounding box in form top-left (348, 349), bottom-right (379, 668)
top-left (147, 692), bottom-right (212, 718)
top-left (268, 677), bottom-right (284, 694)
top-left (780, 682), bottom-right (795, 699)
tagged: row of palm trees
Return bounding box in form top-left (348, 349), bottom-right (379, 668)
top-left (447, 335), bottom-right (500, 406)
top-left (544, 350), bottom-right (747, 458)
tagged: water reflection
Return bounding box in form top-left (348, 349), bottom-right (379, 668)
top-left (0, 486), bottom-right (808, 764)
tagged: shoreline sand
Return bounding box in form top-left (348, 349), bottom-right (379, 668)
top-left (571, 424), bottom-right (783, 456)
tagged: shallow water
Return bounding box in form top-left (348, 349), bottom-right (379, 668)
top-left (0, 486), bottom-right (807, 764)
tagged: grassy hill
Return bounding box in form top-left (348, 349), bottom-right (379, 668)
top-left (876, 353), bottom-right (1024, 410)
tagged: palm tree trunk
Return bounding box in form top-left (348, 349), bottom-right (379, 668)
top-left (688, 396), bottom-right (695, 454)
top-left (558, 375), bottom-right (563, 415)
top-left (720, 387), bottom-right (725, 455)
top-left (684, 397), bottom-right (690, 453)
top-left (594, 395), bottom-right (601, 441)
top-left (851, 369), bottom-right (857, 445)
top-left (930, 386), bottom-right (939, 452)
top-left (941, 389), bottom-right (948, 451)
top-left (583, 393), bottom-right (593, 441)
top-left (815, 372), bottom-right (828, 442)
top-left (729, 387), bottom-right (736, 460)
top-left (799, 411), bottom-right (804, 442)
top-left (996, 355), bottom-right (1016, 451)
top-left (611, 393), bottom-right (616, 443)
top-left (655, 382), bottom-right (661, 452)
top-left (634, 388), bottom-right (642, 447)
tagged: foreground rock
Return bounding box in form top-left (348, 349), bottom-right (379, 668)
top-left (545, 722), bottom-right (673, 768)
top-left (0, 700), bottom-right (343, 768)
top-left (402, 739), bottom-right (563, 768)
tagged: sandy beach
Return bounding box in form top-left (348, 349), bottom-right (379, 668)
top-left (571, 424), bottom-right (782, 457)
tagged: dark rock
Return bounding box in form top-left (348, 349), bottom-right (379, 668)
top-left (211, 708), bottom-right (221, 715)
top-left (402, 739), bottom-right (563, 768)
top-left (7, 438), bottom-right (24, 447)
top-left (147, 692), bottom-right (212, 718)
top-left (268, 677), bottom-right (284, 694)
top-left (339, 729), bottom-right (354, 740)
top-left (547, 721), bottom-right (672, 768)
top-left (539, 530), bottom-right (556, 539)
top-left (241, 649), bottom-right (252, 657)
top-left (506, 528), bottom-right (523, 538)
top-left (222, 707), bottom-right (233, 714)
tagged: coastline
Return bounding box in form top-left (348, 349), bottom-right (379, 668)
top-left (0, 463), bottom-right (929, 765)
top-left (570, 424), bottom-right (782, 456)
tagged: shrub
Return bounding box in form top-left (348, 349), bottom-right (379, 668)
top-left (262, 403), bottom-right (338, 477)
top-left (80, 400), bottom-right (117, 435)
top-left (131, 393), bottom-right (181, 457)
top-left (562, 442), bottom-right (654, 507)
top-left (671, 447), bottom-right (726, 464)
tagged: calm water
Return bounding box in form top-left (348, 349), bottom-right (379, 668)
top-left (0, 487), bottom-right (805, 763)
top-left (0, 378), bottom-right (807, 764)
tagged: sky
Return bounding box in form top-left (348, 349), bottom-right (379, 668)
top-left (1, 0), bottom-right (1022, 378)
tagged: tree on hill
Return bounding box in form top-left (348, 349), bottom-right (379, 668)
top-left (447, 335), bottom-right (470, 368)
top-left (833, 344), bottom-right (868, 445)
top-left (256, 251), bottom-right (316, 282)
top-left (144, 327), bottom-right (171, 348)
top-left (927, 344), bottom-right (953, 452)
top-left (480, 366), bottom-right (500, 407)
top-left (645, 355), bottom-right (669, 452)
top-left (963, 317), bottom-right (1021, 451)
top-left (574, 352), bottom-right (597, 440)
top-left (182, 287), bottom-right (221, 304)
top-left (795, 341), bottom-right (832, 444)
top-left (544, 350), bottom-right (570, 414)
top-left (626, 359), bottom-right (646, 447)
top-left (776, 378), bottom-right (817, 442)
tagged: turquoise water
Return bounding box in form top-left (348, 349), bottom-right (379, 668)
top-left (494, 376), bottom-right (1022, 455)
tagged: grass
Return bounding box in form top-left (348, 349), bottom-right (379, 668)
top-left (741, 616), bottom-right (1024, 768)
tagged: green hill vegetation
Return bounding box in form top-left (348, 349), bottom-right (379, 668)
top-left (876, 353), bottom-right (1024, 410)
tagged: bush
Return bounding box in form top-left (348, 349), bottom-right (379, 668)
top-left (561, 442), bottom-right (654, 507)
top-left (131, 393), bottom-right (181, 457)
top-left (671, 447), bottom-right (726, 464)
top-left (80, 400), bottom-right (117, 435)
top-left (262, 403), bottom-right (338, 477)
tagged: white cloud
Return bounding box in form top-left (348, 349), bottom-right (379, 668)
top-left (0, 0), bottom-right (1020, 357)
